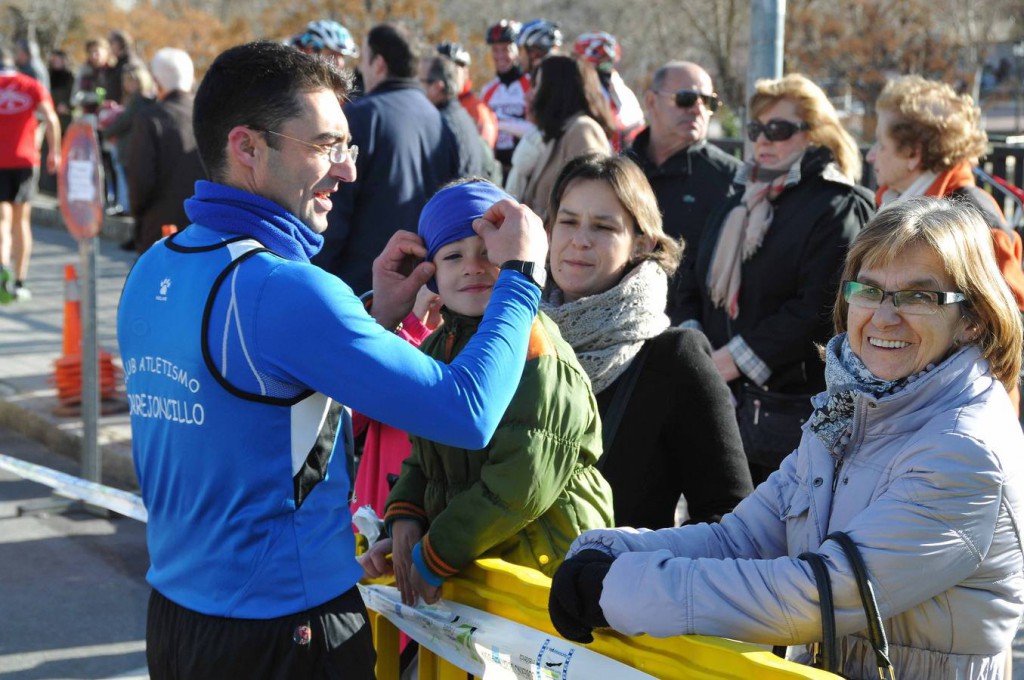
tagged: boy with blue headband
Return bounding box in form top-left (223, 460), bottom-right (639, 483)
top-left (362, 179), bottom-right (614, 606)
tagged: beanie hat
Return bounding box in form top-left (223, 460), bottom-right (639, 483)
top-left (418, 181), bottom-right (514, 291)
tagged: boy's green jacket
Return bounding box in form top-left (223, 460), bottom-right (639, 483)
top-left (385, 310), bottom-right (614, 580)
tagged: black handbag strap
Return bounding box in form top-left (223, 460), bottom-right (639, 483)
top-left (827, 531), bottom-right (895, 679)
top-left (597, 341), bottom-right (651, 468)
top-left (797, 551), bottom-right (839, 673)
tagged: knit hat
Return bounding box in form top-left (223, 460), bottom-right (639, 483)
top-left (418, 180), bottom-right (514, 291)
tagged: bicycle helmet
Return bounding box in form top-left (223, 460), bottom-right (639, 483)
top-left (574, 31), bottom-right (620, 66)
top-left (485, 20), bottom-right (521, 45)
top-left (300, 20), bottom-right (359, 57)
top-left (437, 41), bottom-right (471, 68)
top-left (517, 19), bottom-right (563, 52)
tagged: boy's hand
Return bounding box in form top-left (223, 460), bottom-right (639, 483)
top-left (390, 520), bottom-right (424, 606)
top-left (359, 537), bottom-right (394, 579)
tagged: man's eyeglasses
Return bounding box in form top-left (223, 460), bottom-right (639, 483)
top-left (259, 129), bottom-right (358, 164)
top-left (842, 281), bottom-right (967, 316)
top-left (746, 119), bottom-right (810, 143)
top-left (654, 89), bottom-right (719, 112)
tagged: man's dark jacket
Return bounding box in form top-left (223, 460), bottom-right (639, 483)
top-left (127, 90), bottom-right (205, 253)
top-left (314, 79), bottom-right (459, 293)
top-left (625, 130), bottom-right (742, 322)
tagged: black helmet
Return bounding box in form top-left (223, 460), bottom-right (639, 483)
top-left (437, 41), bottom-right (470, 68)
top-left (486, 20), bottom-right (521, 45)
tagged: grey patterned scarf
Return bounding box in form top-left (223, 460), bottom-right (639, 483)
top-left (809, 334), bottom-right (909, 457)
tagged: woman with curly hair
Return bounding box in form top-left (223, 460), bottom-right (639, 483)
top-left (867, 74), bottom-right (1024, 411)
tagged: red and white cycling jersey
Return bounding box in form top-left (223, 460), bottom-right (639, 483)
top-left (480, 72), bottom-right (531, 152)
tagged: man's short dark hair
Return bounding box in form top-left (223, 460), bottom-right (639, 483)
top-left (366, 24), bottom-right (417, 79)
top-left (193, 41), bottom-right (352, 182)
top-left (423, 55), bottom-right (458, 101)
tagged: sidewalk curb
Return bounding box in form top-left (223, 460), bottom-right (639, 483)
top-left (0, 195), bottom-right (139, 490)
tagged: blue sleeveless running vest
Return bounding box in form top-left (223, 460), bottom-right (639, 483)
top-left (118, 231), bottom-right (362, 618)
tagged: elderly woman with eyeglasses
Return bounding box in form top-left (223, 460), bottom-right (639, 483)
top-left (550, 197), bottom-right (1024, 680)
top-left (675, 73), bottom-right (875, 483)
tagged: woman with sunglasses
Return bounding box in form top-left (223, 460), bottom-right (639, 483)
top-left (550, 198), bottom-right (1024, 679)
top-left (676, 73), bottom-right (875, 483)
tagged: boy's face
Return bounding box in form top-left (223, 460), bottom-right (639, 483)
top-left (433, 235), bottom-right (499, 317)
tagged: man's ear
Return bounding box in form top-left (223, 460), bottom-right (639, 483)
top-left (227, 125), bottom-right (262, 170)
top-left (643, 89), bottom-right (656, 115)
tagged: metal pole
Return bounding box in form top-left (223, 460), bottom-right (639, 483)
top-left (746, 0), bottom-right (787, 156)
top-left (79, 236), bottom-right (100, 483)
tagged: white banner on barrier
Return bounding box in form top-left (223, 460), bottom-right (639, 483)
top-left (0, 454), bottom-right (148, 522)
top-left (359, 584), bottom-right (656, 680)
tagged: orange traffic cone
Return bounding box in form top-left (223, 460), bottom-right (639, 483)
top-left (52, 265), bottom-right (126, 416)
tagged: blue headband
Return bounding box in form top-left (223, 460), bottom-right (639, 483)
top-left (419, 181), bottom-right (515, 262)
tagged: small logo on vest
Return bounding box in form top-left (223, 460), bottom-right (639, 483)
top-left (681, 194), bottom-right (696, 203)
top-left (156, 278), bottom-right (171, 301)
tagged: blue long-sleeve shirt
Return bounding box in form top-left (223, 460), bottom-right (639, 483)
top-left (117, 182), bottom-right (538, 617)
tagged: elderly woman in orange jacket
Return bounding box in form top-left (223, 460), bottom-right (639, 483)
top-left (867, 74), bottom-right (1024, 411)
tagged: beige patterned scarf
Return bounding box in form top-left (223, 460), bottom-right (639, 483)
top-left (708, 153), bottom-right (803, 319)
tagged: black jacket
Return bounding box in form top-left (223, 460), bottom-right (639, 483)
top-left (625, 131), bottom-right (742, 321)
top-left (596, 328), bottom-right (753, 529)
top-left (127, 91), bottom-right (205, 253)
top-left (438, 99), bottom-right (501, 184)
top-left (676, 147), bottom-right (875, 395)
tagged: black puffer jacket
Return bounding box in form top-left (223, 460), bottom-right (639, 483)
top-left (676, 147), bottom-right (875, 395)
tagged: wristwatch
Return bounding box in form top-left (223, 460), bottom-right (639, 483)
top-left (500, 260), bottom-right (546, 290)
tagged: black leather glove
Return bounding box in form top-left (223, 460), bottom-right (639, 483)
top-left (548, 549), bottom-right (614, 643)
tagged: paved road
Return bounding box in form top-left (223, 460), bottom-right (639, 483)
top-left (0, 427), bottom-right (148, 680)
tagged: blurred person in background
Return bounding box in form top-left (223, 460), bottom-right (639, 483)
top-left (126, 47), bottom-right (205, 253)
top-left (506, 54), bottom-right (613, 217)
top-left (480, 19), bottom-right (530, 176)
top-left (0, 45), bottom-right (60, 303)
top-left (437, 41), bottom-right (498, 149)
top-left (104, 61), bottom-right (157, 250)
top-left (867, 74), bottom-right (1024, 412)
top-left (573, 32), bottom-right (643, 151)
top-left (419, 53), bottom-right (501, 183)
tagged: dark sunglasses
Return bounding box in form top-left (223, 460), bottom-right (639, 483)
top-left (655, 89), bottom-right (720, 112)
top-left (746, 119), bottom-right (810, 142)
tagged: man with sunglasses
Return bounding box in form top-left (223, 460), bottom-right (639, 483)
top-left (118, 41), bottom-right (549, 678)
top-left (625, 61), bottom-right (741, 322)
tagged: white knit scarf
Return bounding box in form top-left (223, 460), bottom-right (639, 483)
top-left (541, 260), bottom-right (670, 393)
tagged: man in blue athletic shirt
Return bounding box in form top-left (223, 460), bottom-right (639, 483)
top-left (117, 41), bottom-right (548, 679)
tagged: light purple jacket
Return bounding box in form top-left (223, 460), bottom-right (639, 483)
top-left (570, 347), bottom-right (1024, 679)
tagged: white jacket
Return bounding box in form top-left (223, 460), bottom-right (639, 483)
top-left (569, 347), bottom-right (1024, 679)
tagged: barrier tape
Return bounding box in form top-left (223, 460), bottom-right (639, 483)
top-left (359, 583), bottom-right (657, 680)
top-left (0, 454), bottom-right (148, 522)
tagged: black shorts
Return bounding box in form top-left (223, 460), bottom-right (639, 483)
top-left (146, 586), bottom-right (376, 680)
top-left (0, 167), bottom-right (38, 203)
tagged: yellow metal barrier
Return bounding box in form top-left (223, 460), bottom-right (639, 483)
top-left (365, 557), bottom-right (838, 679)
